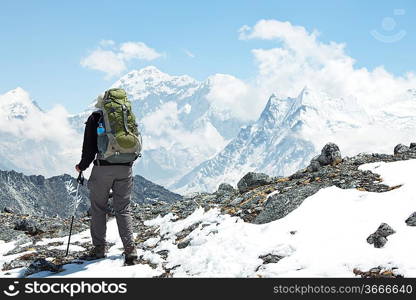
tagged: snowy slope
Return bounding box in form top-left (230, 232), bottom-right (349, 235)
top-left (70, 66), bottom-right (246, 187)
top-left (172, 87), bottom-right (416, 193)
top-left (1, 159), bottom-right (415, 277)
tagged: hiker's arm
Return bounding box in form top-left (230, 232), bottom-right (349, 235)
top-left (77, 114), bottom-right (98, 171)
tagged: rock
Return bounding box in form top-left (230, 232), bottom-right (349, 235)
top-left (353, 266), bottom-right (403, 278)
top-left (230, 197), bottom-right (244, 206)
top-left (317, 143), bottom-right (342, 166)
top-left (214, 183), bottom-right (236, 204)
top-left (24, 258), bottom-right (62, 277)
top-left (175, 222), bottom-right (200, 244)
top-left (237, 172), bottom-right (273, 193)
top-left (307, 160), bottom-right (321, 172)
top-left (376, 223), bottom-right (396, 237)
top-left (3, 207), bottom-right (14, 213)
top-left (259, 254), bottom-right (282, 264)
top-left (367, 223), bottom-right (395, 248)
top-left (410, 143), bottom-right (416, 150)
top-left (156, 250), bottom-right (169, 260)
top-left (394, 144), bottom-right (410, 155)
top-left (367, 235), bottom-right (388, 248)
top-left (0, 227), bottom-right (31, 243)
top-left (254, 183), bottom-right (326, 224)
top-left (177, 239), bottom-right (190, 249)
top-left (216, 183), bottom-right (235, 195)
top-left (2, 259), bottom-right (32, 271)
top-left (308, 143), bottom-right (342, 172)
top-left (405, 212), bottom-right (416, 226)
top-left (14, 219), bottom-right (45, 235)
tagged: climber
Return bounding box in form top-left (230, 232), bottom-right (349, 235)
top-left (75, 88), bottom-right (142, 265)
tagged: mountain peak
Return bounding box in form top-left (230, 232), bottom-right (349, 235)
top-left (4, 87), bottom-right (30, 99)
top-left (111, 66), bottom-right (200, 101)
top-left (137, 65), bottom-right (166, 76)
top-left (1, 87), bottom-right (33, 108)
top-left (0, 87), bottom-right (41, 120)
top-left (116, 66), bottom-right (198, 86)
top-left (298, 85), bottom-right (317, 99)
top-left (122, 65), bottom-right (170, 82)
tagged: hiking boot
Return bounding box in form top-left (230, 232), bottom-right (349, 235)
top-left (123, 244), bottom-right (138, 265)
top-left (83, 245), bottom-right (106, 260)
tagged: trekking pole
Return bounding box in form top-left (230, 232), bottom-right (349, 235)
top-left (65, 171), bottom-right (84, 257)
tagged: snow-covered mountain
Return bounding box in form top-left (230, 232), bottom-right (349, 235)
top-left (2, 69), bottom-right (415, 195)
top-left (0, 88), bottom-right (81, 176)
top-left (172, 87), bottom-right (416, 193)
top-left (71, 66), bottom-right (246, 186)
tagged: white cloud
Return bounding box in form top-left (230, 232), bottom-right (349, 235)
top-left (80, 49), bottom-right (126, 79)
top-left (0, 88), bottom-right (82, 177)
top-left (81, 41), bottom-right (163, 78)
top-left (238, 19), bottom-right (416, 112)
top-left (119, 42), bottom-right (162, 61)
top-left (141, 101), bottom-right (226, 154)
top-left (205, 74), bottom-right (258, 121)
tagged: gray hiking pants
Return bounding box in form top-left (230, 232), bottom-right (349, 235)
top-left (87, 165), bottom-right (134, 249)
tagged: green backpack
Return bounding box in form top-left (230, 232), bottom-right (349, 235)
top-left (95, 88), bottom-right (142, 163)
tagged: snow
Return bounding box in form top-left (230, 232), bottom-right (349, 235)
top-left (1, 159), bottom-right (416, 278)
top-left (173, 86), bottom-right (416, 193)
top-left (0, 67), bottom-right (245, 188)
top-left (108, 67), bottom-right (245, 187)
top-left (0, 88), bottom-right (83, 177)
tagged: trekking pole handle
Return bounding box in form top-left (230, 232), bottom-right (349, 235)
top-left (77, 171), bottom-right (84, 185)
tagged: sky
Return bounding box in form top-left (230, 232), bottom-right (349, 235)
top-left (0, 0), bottom-right (415, 114)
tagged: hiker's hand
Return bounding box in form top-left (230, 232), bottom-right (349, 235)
top-left (75, 165), bottom-right (81, 173)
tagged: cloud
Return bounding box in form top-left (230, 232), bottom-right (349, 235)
top-left (141, 101), bottom-right (226, 154)
top-left (238, 19), bottom-right (416, 112)
top-left (205, 74), bottom-right (258, 121)
top-left (81, 41), bottom-right (163, 78)
top-left (80, 49), bottom-right (126, 79)
top-left (235, 19), bottom-right (416, 156)
top-left (0, 88), bottom-right (82, 176)
top-left (119, 42), bottom-right (162, 61)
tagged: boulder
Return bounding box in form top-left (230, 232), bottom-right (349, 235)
top-left (376, 223), bottom-right (396, 237)
top-left (367, 223), bottom-right (395, 248)
top-left (259, 254), bottom-right (283, 264)
top-left (237, 172), bottom-right (273, 193)
top-left (394, 144), bottom-right (410, 155)
top-left (24, 258), bottom-right (62, 277)
top-left (3, 207), bottom-right (15, 214)
top-left (405, 212), bottom-right (416, 226)
top-left (254, 183), bottom-right (326, 224)
top-left (317, 143), bottom-right (342, 166)
top-left (367, 235), bottom-right (388, 248)
top-left (216, 183), bottom-right (236, 195)
top-left (14, 219), bottom-right (44, 235)
top-left (307, 143), bottom-right (342, 172)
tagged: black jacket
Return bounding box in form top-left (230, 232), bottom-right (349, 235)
top-left (77, 112), bottom-right (133, 171)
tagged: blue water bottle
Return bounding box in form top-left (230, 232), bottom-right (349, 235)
top-left (97, 123), bottom-right (105, 135)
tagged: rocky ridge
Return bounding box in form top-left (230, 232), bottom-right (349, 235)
top-left (0, 171), bottom-right (182, 218)
top-left (1, 142), bottom-right (416, 277)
